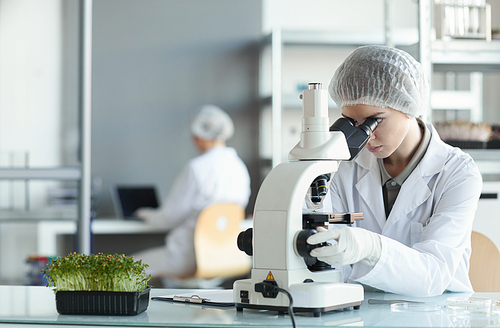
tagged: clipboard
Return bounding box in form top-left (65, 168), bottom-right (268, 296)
top-left (152, 289), bottom-right (235, 307)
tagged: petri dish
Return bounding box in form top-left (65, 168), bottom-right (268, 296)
top-left (391, 302), bottom-right (443, 313)
top-left (446, 297), bottom-right (491, 315)
top-left (491, 299), bottom-right (500, 315)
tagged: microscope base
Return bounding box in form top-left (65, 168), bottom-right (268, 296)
top-left (233, 279), bottom-right (364, 317)
top-left (235, 301), bottom-right (361, 317)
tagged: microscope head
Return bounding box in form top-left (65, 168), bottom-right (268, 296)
top-left (289, 82), bottom-right (380, 161)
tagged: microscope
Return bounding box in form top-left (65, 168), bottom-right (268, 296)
top-left (234, 82), bottom-right (380, 317)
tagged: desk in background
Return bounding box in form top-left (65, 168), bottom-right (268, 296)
top-left (0, 210), bottom-right (252, 284)
top-left (37, 219), bottom-right (169, 256)
top-left (37, 218), bottom-right (253, 256)
top-left (0, 209), bottom-right (168, 257)
top-left (0, 286), bottom-right (498, 327)
top-left (0, 210), bottom-right (170, 283)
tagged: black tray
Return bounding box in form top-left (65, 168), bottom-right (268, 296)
top-left (487, 140), bottom-right (500, 149)
top-left (55, 288), bottom-right (150, 315)
top-left (444, 140), bottom-right (487, 149)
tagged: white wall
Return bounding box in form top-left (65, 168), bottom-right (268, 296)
top-left (0, 0), bottom-right (63, 209)
top-left (88, 0), bottom-right (262, 217)
top-left (0, 0), bottom-right (262, 283)
top-left (0, 0), bottom-right (64, 283)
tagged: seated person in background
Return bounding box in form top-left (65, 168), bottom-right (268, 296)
top-left (134, 105), bottom-right (251, 280)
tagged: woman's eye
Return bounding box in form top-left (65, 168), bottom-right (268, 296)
top-left (346, 117), bottom-right (357, 126)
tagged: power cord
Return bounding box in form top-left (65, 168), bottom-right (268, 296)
top-left (276, 287), bottom-right (297, 328)
top-left (255, 281), bottom-right (297, 328)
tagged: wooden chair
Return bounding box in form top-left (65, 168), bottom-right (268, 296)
top-left (469, 231), bottom-right (500, 292)
top-left (168, 203), bottom-right (251, 288)
top-left (193, 203), bottom-right (251, 279)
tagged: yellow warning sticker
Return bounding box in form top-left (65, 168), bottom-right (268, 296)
top-left (266, 271), bottom-right (274, 280)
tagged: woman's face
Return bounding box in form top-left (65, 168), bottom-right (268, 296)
top-left (342, 104), bottom-right (411, 159)
top-left (192, 135), bottom-right (209, 153)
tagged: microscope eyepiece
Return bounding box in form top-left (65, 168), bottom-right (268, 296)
top-left (357, 117), bottom-right (381, 136)
top-left (329, 117), bottom-right (381, 160)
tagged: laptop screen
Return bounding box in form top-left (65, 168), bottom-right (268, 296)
top-left (112, 186), bottom-right (159, 218)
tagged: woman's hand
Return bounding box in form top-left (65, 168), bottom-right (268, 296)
top-left (307, 226), bottom-right (382, 267)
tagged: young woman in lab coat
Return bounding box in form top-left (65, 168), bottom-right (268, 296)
top-left (133, 105), bottom-right (251, 280)
top-left (307, 46), bottom-right (482, 297)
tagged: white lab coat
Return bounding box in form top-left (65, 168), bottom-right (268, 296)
top-left (327, 124), bottom-right (482, 297)
top-left (134, 146), bottom-right (251, 278)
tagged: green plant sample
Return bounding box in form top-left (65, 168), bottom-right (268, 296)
top-left (42, 252), bottom-right (151, 292)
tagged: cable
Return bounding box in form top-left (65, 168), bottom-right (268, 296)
top-left (277, 287), bottom-right (297, 328)
top-left (255, 282), bottom-right (298, 328)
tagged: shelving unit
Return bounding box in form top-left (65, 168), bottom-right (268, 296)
top-left (429, 40), bottom-right (500, 123)
top-left (0, 0), bottom-right (94, 256)
top-left (431, 39), bottom-right (500, 70)
top-left (258, 29), bottom-right (419, 172)
top-left (0, 168), bottom-right (81, 180)
top-left (420, 0), bottom-right (500, 123)
top-left (417, 0), bottom-right (500, 255)
top-left (258, 1), bottom-right (500, 177)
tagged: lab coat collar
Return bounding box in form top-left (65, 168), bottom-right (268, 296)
top-left (384, 125), bottom-right (448, 232)
top-left (353, 148), bottom-right (375, 171)
top-left (353, 123), bottom-right (448, 232)
top-left (354, 150), bottom-right (386, 231)
top-left (417, 124), bottom-right (449, 178)
top-left (384, 167), bottom-right (431, 233)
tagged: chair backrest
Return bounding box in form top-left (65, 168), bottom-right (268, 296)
top-left (469, 231), bottom-right (500, 292)
top-left (193, 203), bottom-right (251, 279)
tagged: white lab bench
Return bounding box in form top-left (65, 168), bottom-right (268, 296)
top-left (0, 285), bottom-right (498, 327)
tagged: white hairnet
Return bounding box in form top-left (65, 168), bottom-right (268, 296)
top-left (190, 105), bottom-right (234, 141)
top-left (328, 45), bottom-right (430, 118)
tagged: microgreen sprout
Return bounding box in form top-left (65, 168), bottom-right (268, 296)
top-left (41, 253), bottom-right (151, 293)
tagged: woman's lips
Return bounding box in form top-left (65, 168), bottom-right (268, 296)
top-left (367, 145), bottom-right (382, 153)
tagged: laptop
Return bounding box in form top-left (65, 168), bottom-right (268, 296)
top-left (111, 185), bottom-right (160, 219)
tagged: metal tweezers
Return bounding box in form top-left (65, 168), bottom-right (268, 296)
top-left (172, 295), bottom-right (209, 303)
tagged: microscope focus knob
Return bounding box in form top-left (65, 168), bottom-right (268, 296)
top-left (295, 229), bottom-right (319, 259)
top-left (295, 229), bottom-right (334, 272)
top-left (237, 228), bottom-right (253, 256)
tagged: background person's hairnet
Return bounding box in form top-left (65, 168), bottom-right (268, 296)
top-left (190, 105), bottom-right (234, 141)
top-left (328, 45), bottom-right (430, 118)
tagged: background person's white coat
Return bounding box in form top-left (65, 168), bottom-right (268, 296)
top-left (134, 146), bottom-right (251, 278)
top-left (328, 124), bottom-right (482, 297)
